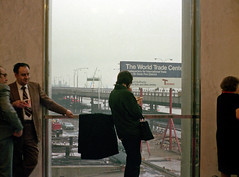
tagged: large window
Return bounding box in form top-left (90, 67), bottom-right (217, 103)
top-left (46, 0), bottom-right (200, 176)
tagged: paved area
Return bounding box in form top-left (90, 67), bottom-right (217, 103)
top-left (75, 165), bottom-right (170, 177)
top-left (52, 123), bottom-right (182, 177)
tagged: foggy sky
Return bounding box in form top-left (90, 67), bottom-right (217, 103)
top-left (50, 0), bottom-right (182, 88)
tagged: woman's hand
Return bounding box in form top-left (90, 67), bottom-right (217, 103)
top-left (136, 97), bottom-right (143, 105)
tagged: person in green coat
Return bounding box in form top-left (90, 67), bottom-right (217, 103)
top-left (0, 66), bottom-right (23, 177)
top-left (109, 70), bottom-right (144, 177)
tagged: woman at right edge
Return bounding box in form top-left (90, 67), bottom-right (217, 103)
top-left (109, 70), bottom-right (144, 177)
top-left (217, 76), bottom-right (239, 177)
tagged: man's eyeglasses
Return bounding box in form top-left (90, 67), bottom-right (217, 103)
top-left (0, 73), bottom-right (7, 77)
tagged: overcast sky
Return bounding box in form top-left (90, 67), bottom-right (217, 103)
top-left (50, 0), bottom-right (182, 88)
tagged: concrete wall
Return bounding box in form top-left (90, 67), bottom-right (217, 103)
top-left (200, 0), bottom-right (239, 176)
top-left (0, 0), bottom-right (44, 84)
top-left (0, 1), bottom-right (44, 177)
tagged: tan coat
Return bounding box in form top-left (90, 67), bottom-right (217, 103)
top-left (9, 81), bottom-right (67, 141)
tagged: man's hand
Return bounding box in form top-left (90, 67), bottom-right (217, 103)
top-left (13, 130), bottom-right (23, 137)
top-left (12, 100), bottom-right (28, 109)
top-left (65, 109), bottom-right (74, 118)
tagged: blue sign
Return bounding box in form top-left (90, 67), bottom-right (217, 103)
top-left (120, 61), bottom-right (181, 78)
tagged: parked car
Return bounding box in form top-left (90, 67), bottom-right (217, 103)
top-left (52, 119), bottom-right (63, 137)
top-left (62, 122), bottom-right (74, 130)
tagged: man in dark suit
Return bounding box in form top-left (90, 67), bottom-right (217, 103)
top-left (0, 65), bottom-right (23, 177)
top-left (9, 63), bottom-right (74, 177)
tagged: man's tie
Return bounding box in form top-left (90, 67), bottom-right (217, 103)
top-left (21, 86), bottom-right (32, 117)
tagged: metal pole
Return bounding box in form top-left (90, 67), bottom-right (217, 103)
top-left (171, 119), bottom-right (182, 153)
top-left (76, 71), bottom-right (78, 88)
top-left (169, 88), bottom-right (173, 150)
top-left (160, 121), bottom-right (169, 149)
top-left (170, 88), bottom-right (173, 114)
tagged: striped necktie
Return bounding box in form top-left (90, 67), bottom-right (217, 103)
top-left (21, 86), bottom-right (32, 117)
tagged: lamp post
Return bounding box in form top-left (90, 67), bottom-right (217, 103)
top-left (73, 68), bottom-right (88, 88)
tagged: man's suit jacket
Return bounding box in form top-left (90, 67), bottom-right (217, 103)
top-left (9, 81), bottom-right (67, 142)
top-left (0, 84), bottom-right (23, 140)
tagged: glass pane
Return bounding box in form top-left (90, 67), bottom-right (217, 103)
top-left (50, 0), bottom-right (183, 116)
top-left (49, 116), bottom-right (199, 177)
top-left (47, 0), bottom-right (199, 176)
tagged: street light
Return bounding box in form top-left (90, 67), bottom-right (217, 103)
top-left (74, 68), bottom-right (88, 87)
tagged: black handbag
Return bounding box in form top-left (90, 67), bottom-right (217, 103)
top-left (140, 120), bottom-right (154, 141)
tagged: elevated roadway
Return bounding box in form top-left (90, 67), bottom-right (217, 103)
top-left (52, 87), bottom-right (181, 108)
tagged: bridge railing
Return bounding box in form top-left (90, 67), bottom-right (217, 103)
top-left (52, 87), bottom-right (182, 106)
